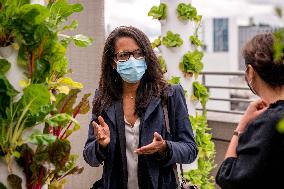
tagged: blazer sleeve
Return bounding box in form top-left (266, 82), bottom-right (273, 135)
top-left (164, 84), bottom-right (198, 167)
top-left (83, 90), bottom-right (108, 167)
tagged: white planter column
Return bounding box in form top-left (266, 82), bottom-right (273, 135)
top-left (160, 0), bottom-right (196, 116)
top-left (160, 0), bottom-right (198, 171)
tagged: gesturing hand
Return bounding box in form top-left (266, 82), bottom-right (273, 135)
top-left (135, 132), bottom-right (167, 155)
top-left (93, 116), bottom-right (110, 148)
top-left (237, 99), bottom-right (268, 132)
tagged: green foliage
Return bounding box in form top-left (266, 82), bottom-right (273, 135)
top-left (0, 1), bottom-right (92, 188)
top-left (0, 182), bottom-right (7, 189)
top-left (275, 7), bottom-right (283, 18)
top-left (28, 131), bottom-right (56, 146)
top-left (0, 59), bottom-right (11, 74)
top-left (277, 118), bottom-right (284, 133)
top-left (162, 31), bottom-right (183, 48)
top-left (168, 76), bottom-right (181, 85)
top-left (190, 35), bottom-right (203, 47)
top-left (273, 30), bottom-right (284, 62)
top-left (188, 115), bottom-right (216, 189)
top-left (179, 50), bottom-right (204, 77)
top-left (151, 36), bottom-right (161, 49)
top-left (176, 3), bottom-right (201, 22)
top-left (7, 174), bottom-right (22, 189)
top-left (158, 55), bottom-right (167, 74)
top-left (148, 3), bottom-right (167, 20)
top-left (192, 81), bottom-right (209, 108)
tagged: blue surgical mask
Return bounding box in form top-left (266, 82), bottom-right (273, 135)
top-left (116, 56), bottom-right (147, 83)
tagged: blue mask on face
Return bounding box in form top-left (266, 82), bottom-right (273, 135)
top-left (116, 57), bottom-right (147, 83)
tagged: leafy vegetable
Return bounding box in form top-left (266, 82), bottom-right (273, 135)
top-left (7, 174), bottom-right (22, 189)
top-left (151, 36), bottom-right (161, 49)
top-left (0, 182), bottom-right (7, 189)
top-left (158, 55), bottom-right (167, 74)
top-left (192, 81), bottom-right (209, 107)
top-left (28, 131), bottom-right (56, 146)
top-left (188, 115), bottom-right (215, 189)
top-left (190, 35), bottom-right (203, 47)
top-left (162, 31), bottom-right (183, 48)
top-left (0, 59), bottom-right (11, 74)
top-left (168, 76), bottom-right (180, 85)
top-left (179, 50), bottom-right (204, 77)
top-left (273, 30), bottom-right (284, 62)
top-left (148, 3), bottom-right (167, 20)
top-left (176, 3), bottom-right (201, 22)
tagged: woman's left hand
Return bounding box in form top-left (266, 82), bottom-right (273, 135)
top-left (135, 132), bottom-right (167, 155)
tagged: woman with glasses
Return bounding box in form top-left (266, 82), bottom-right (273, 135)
top-left (216, 33), bottom-right (284, 189)
top-left (83, 26), bottom-right (197, 189)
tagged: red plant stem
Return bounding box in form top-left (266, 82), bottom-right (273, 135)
top-left (29, 51), bottom-right (35, 78)
top-left (60, 106), bottom-right (81, 139)
top-left (33, 167), bottom-right (44, 189)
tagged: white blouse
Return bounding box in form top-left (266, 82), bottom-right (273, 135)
top-left (124, 117), bottom-right (140, 189)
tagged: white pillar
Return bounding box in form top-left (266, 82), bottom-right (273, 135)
top-left (160, 0), bottom-right (196, 116)
top-left (160, 0), bottom-right (198, 171)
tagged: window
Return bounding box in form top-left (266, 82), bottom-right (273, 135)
top-left (213, 18), bottom-right (229, 52)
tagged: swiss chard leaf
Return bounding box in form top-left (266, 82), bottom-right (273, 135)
top-left (49, 0), bottom-right (83, 25)
top-left (7, 174), bottom-right (22, 189)
top-left (28, 130), bottom-right (56, 146)
top-left (0, 75), bottom-right (18, 119)
top-left (48, 139), bottom-right (71, 169)
top-left (20, 84), bottom-right (50, 116)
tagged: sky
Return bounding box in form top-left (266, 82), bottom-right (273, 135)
top-left (105, 0), bottom-right (284, 38)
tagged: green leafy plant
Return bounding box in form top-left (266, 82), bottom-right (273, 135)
top-left (176, 3), bottom-right (201, 22)
top-left (190, 35), bottom-right (203, 47)
top-left (188, 115), bottom-right (215, 189)
top-left (0, 0), bottom-right (92, 188)
top-left (151, 36), bottom-right (161, 49)
top-left (179, 50), bottom-right (204, 78)
top-left (148, 3), bottom-right (167, 20)
top-left (162, 31), bottom-right (183, 48)
top-left (168, 76), bottom-right (181, 85)
top-left (158, 55), bottom-right (167, 74)
top-left (192, 81), bottom-right (209, 109)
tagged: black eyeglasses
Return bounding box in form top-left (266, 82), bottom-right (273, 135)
top-left (114, 49), bottom-right (144, 62)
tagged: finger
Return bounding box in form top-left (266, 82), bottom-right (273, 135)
top-left (92, 121), bottom-right (99, 135)
top-left (153, 132), bottom-right (163, 141)
top-left (136, 143), bottom-right (155, 153)
top-left (98, 116), bottom-right (107, 127)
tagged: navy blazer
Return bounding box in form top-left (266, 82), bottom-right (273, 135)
top-left (83, 84), bottom-right (198, 189)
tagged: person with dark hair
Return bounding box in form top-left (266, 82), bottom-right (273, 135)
top-left (83, 26), bottom-right (197, 189)
top-left (216, 33), bottom-right (284, 189)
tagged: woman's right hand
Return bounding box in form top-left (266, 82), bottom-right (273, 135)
top-left (93, 116), bottom-right (110, 148)
top-left (237, 99), bottom-right (268, 132)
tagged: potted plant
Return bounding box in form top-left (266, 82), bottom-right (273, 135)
top-left (0, 0), bottom-right (93, 188)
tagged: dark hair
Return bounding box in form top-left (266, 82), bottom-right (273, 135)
top-left (93, 26), bottom-right (169, 117)
top-left (242, 33), bottom-right (284, 87)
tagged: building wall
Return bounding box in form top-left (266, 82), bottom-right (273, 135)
top-left (64, 1), bottom-right (105, 188)
top-left (202, 18), bottom-right (239, 112)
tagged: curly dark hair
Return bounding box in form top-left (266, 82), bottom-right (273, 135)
top-left (93, 26), bottom-right (169, 117)
top-left (242, 33), bottom-right (284, 87)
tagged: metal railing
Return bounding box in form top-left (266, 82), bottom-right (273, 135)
top-left (198, 71), bottom-right (254, 115)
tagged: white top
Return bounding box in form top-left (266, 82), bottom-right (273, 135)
top-left (124, 117), bottom-right (140, 189)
